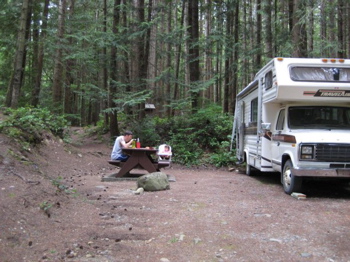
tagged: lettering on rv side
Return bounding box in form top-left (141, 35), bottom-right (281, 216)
top-left (313, 89), bottom-right (350, 97)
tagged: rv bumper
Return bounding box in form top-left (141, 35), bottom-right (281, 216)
top-left (291, 168), bottom-right (350, 177)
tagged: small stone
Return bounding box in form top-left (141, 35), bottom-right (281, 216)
top-left (134, 187), bottom-right (144, 195)
top-left (193, 237), bottom-right (201, 244)
top-left (145, 238), bottom-right (154, 244)
top-left (301, 252), bottom-right (312, 258)
top-left (178, 234), bottom-right (185, 241)
top-left (269, 238), bottom-right (282, 243)
top-left (66, 251), bottom-right (76, 258)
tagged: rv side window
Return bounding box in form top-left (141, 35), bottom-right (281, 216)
top-left (290, 67), bottom-right (350, 82)
top-left (251, 98), bottom-right (258, 122)
top-left (276, 109), bottom-right (285, 130)
top-left (265, 71), bottom-right (273, 90)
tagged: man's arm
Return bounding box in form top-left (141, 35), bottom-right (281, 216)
top-left (121, 138), bottom-right (133, 148)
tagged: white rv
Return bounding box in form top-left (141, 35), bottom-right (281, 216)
top-left (232, 57), bottom-right (350, 194)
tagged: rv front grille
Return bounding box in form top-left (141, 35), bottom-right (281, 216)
top-left (315, 143), bottom-right (350, 162)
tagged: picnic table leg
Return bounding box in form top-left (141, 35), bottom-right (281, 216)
top-left (115, 159), bottom-right (137, 177)
top-left (138, 155), bottom-right (158, 173)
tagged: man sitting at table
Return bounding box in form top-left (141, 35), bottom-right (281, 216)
top-left (111, 130), bottom-right (133, 161)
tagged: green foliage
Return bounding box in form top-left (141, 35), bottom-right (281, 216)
top-left (208, 140), bottom-right (237, 167)
top-left (125, 104), bottom-right (235, 166)
top-left (39, 201), bottom-right (52, 217)
top-left (111, 90), bottom-right (153, 112)
top-left (165, 104), bottom-right (233, 166)
top-left (0, 94), bottom-right (5, 106)
top-left (51, 176), bottom-right (77, 194)
top-left (51, 176), bottom-right (68, 191)
top-left (168, 128), bottom-right (203, 166)
top-left (129, 116), bottom-right (161, 147)
top-left (0, 107), bottom-right (68, 144)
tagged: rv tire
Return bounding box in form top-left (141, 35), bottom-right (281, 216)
top-left (282, 160), bottom-right (302, 194)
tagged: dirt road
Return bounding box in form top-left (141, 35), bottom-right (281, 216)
top-left (0, 129), bottom-right (349, 262)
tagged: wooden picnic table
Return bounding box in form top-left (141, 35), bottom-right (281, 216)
top-left (108, 148), bottom-right (170, 178)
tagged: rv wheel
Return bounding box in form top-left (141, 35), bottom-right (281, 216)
top-left (282, 160), bottom-right (302, 194)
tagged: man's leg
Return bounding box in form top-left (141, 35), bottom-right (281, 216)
top-left (116, 154), bottom-right (129, 162)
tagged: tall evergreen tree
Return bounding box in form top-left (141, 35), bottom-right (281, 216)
top-left (187, 0), bottom-right (200, 112)
top-left (6, 0), bottom-right (32, 108)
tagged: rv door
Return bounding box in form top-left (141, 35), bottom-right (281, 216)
top-left (271, 108), bottom-right (285, 172)
top-left (237, 101), bottom-right (245, 161)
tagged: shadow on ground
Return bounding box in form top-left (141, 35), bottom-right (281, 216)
top-left (241, 170), bottom-right (350, 199)
top-left (302, 178), bottom-right (350, 199)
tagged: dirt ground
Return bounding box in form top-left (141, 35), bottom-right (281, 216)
top-left (0, 127), bottom-right (350, 262)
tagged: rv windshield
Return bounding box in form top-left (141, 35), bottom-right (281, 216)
top-left (288, 106), bottom-right (350, 129)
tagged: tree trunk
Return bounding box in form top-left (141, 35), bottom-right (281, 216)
top-left (204, 0), bottom-right (213, 104)
top-left (232, 0), bottom-right (239, 114)
top-left (147, 0), bottom-right (158, 103)
top-left (64, 0), bottom-right (75, 118)
top-left (129, 0), bottom-right (146, 118)
top-left (165, 0), bottom-right (172, 117)
top-left (223, 1), bottom-right (232, 113)
top-left (291, 0), bottom-right (307, 57)
top-left (214, 2), bottom-right (223, 105)
top-left (6, 0), bottom-right (31, 108)
top-left (31, 0), bottom-right (49, 107)
top-left (187, 0), bottom-right (200, 112)
top-left (337, 0), bottom-right (345, 58)
top-left (139, 0), bottom-right (147, 119)
top-left (264, 0), bottom-right (273, 58)
top-left (256, 0), bottom-right (262, 67)
top-left (242, 0), bottom-right (249, 87)
top-left (347, 1), bottom-right (350, 57)
top-left (173, 0), bottom-right (185, 116)
top-left (306, 0), bottom-right (314, 56)
top-left (328, 1), bottom-right (336, 57)
top-left (320, 0), bottom-right (327, 56)
top-left (109, 0), bottom-right (121, 138)
top-left (52, 0), bottom-right (66, 111)
top-left (31, 1), bottom-right (39, 106)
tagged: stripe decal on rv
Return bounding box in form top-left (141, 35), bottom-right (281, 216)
top-left (304, 89), bottom-right (350, 97)
top-left (261, 156), bottom-right (273, 168)
top-left (303, 91), bottom-right (316, 96)
top-left (246, 154), bottom-right (273, 169)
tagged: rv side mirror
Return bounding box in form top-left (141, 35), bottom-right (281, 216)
top-left (261, 123), bottom-right (271, 131)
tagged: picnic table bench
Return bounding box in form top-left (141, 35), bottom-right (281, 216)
top-left (108, 159), bottom-right (170, 169)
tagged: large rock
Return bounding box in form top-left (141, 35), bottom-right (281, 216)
top-left (137, 172), bottom-right (170, 191)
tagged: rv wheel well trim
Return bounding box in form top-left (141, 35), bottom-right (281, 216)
top-left (244, 150), bottom-right (249, 164)
top-left (281, 154), bottom-right (291, 167)
top-left (281, 154), bottom-right (292, 182)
